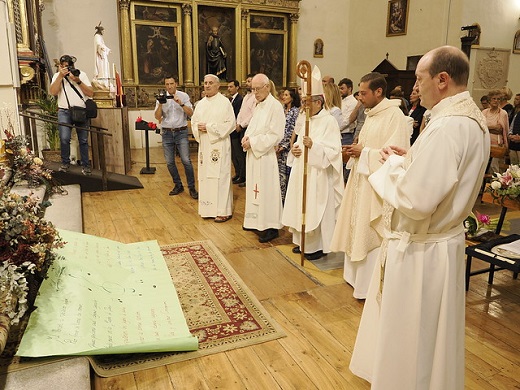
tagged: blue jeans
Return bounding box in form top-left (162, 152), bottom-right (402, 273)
top-left (58, 108), bottom-right (90, 167)
top-left (162, 128), bottom-right (195, 189)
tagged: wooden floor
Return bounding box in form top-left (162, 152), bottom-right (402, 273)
top-left (88, 148), bottom-right (520, 390)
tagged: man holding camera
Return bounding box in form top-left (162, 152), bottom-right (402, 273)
top-left (49, 54), bottom-right (94, 175)
top-left (154, 75), bottom-right (198, 199)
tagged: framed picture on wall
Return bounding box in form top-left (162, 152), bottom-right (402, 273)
top-left (248, 13), bottom-right (287, 87)
top-left (314, 39), bottom-right (324, 58)
top-left (131, 3), bottom-right (181, 86)
top-left (514, 30), bottom-right (520, 54)
top-left (386, 0), bottom-right (409, 37)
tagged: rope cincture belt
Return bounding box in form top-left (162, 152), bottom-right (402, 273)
top-left (162, 126), bottom-right (188, 131)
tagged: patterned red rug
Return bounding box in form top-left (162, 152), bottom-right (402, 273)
top-left (88, 240), bottom-right (285, 377)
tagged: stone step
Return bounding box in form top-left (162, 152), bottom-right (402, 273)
top-left (44, 184), bottom-right (83, 232)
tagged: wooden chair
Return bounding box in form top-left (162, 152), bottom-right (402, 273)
top-left (465, 189), bottom-right (520, 291)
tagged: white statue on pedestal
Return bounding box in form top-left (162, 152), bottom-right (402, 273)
top-left (93, 22), bottom-right (111, 90)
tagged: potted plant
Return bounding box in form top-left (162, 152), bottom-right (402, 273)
top-left (34, 89), bottom-right (61, 162)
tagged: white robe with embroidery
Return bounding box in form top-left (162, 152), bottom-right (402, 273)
top-left (331, 98), bottom-right (412, 299)
top-left (282, 109), bottom-right (343, 253)
top-left (350, 91), bottom-right (490, 390)
top-left (191, 92), bottom-right (235, 217)
top-left (243, 94), bottom-right (285, 230)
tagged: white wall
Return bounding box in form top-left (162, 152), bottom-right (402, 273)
top-left (297, 0), bottom-right (349, 83)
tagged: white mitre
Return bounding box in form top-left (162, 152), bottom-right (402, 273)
top-left (301, 65), bottom-right (324, 97)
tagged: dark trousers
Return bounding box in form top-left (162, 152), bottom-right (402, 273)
top-left (231, 131), bottom-right (246, 179)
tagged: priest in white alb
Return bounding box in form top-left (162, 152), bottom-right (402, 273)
top-left (330, 72), bottom-right (412, 299)
top-left (191, 74), bottom-right (235, 223)
top-left (282, 65), bottom-right (343, 260)
top-left (349, 46), bottom-right (490, 389)
top-left (242, 73), bottom-right (286, 243)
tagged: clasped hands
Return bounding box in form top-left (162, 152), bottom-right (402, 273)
top-left (343, 143), bottom-right (362, 158)
top-left (378, 145), bottom-right (407, 164)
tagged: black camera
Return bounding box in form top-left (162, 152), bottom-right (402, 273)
top-left (67, 66), bottom-right (81, 77)
top-left (155, 90), bottom-right (174, 104)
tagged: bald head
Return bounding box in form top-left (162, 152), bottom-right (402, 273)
top-left (415, 45), bottom-right (469, 109)
top-left (423, 46), bottom-right (469, 87)
top-left (252, 73), bottom-right (269, 85)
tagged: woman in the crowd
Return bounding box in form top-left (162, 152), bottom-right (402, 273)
top-left (483, 89), bottom-right (509, 173)
top-left (277, 88), bottom-right (301, 204)
top-left (408, 87), bottom-right (426, 144)
top-left (323, 83), bottom-right (343, 129)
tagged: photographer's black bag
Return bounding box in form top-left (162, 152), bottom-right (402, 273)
top-left (63, 78), bottom-right (98, 124)
top-left (69, 106), bottom-right (87, 124)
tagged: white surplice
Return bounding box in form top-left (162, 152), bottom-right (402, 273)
top-left (191, 92), bottom-right (236, 217)
top-left (331, 98), bottom-right (412, 299)
top-left (350, 91), bottom-right (490, 390)
top-left (282, 109), bottom-right (343, 253)
top-left (243, 94), bottom-right (285, 231)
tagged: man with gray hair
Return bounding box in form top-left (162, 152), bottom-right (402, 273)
top-left (242, 73), bottom-right (286, 243)
top-left (191, 74), bottom-right (235, 222)
top-left (349, 46), bottom-right (489, 389)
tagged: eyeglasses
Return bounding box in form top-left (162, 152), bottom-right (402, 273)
top-left (252, 84), bottom-right (268, 92)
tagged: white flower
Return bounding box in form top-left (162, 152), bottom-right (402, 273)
top-left (33, 157), bottom-right (43, 165)
top-left (490, 181), bottom-right (502, 190)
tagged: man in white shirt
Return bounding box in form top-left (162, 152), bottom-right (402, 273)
top-left (338, 77), bottom-right (358, 181)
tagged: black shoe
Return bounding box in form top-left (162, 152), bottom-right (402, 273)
top-left (169, 186), bottom-right (184, 196)
top-left (59, 163), bottom-right (70, 172)
top-left (259, 229), bottom-right (279, 243)
top-left (232, 175), bottom-right (239, 182)
top-left (233, 177), bottom-right (246, 184)
top-left (238, 181), bottom-right (246, 188)
top-left (189, 188), bottom-right (198, 199)
top-left (292, 246), bottom-right (301, 254)
top-left (305, 250), bottom-right (325, 261)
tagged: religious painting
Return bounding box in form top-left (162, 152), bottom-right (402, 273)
top-left (197, 6), bottom-right (235, 83)
top-left (249, 13), bottom-right (287, 87)
top-left (314, 39), bottom-right (324, 58)
top-left (134, 25), bottom-right (179, 85)
top-left (134, 5), bottom-right (177, 22)
top-left (131, 3), bottom-right (181, 86)
top-left (514, 30), bottom-right (520, 54)
top-left (386, 0), bottom-right (409, 37)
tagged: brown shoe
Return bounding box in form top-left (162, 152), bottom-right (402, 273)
top-left (215, 215), bottom-right (232, 223)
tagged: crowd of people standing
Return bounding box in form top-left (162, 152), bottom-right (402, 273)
top-left (152, 46), bottom-right (513, 388)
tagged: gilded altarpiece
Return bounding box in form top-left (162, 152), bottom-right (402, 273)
top-left (118, 0), bottom-right (300, 109)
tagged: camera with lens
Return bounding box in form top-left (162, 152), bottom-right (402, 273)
top-left (155, 90), bottom-right (174, 104)
top-left (67, 66), bottom-right (81, 77)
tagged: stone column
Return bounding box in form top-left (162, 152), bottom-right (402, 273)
top-left (288, 13), bottom-right (299, 88)
top-left (119, 0), bottom-right (134, 84)
top-left (240, 9), bottom-right (249, 85)
top-left (182, 4), bottom-right (194, 86)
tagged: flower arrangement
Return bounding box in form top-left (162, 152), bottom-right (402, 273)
top-left (487, 164), bottom-right (520, 203)
top-left (0, 189), bottom-right (65, 325)
top-left (464, 211), bottom-right (510, 238)
top-left (3, 127), bottom-right (56, 194)
top-left (135, 116), bottom-right (158, 131)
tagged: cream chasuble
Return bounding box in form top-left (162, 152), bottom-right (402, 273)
top-left (191, 92), bottom-right (236, 217)
top-left (330, 98), bottom-right (411, 298)
top-left (243, 94), bottom-right (285, 231)
top-left (350, 91), bottom-right (490, 390)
